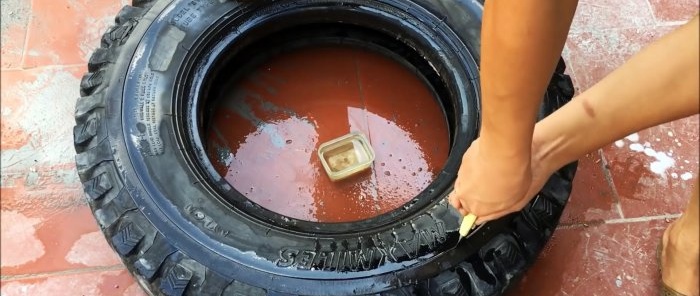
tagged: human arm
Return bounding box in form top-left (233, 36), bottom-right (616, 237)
top-left (449, 0), bottom-right (578, 222)
top-left (488, 15), bottom-right (700, 221)
top-left (531, 16), bottom-right (699, 179)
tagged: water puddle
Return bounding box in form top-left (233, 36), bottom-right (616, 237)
top-left (206, 46), bottom-right (449, 222)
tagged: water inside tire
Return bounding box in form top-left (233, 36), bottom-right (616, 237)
top-left (205, 45), bottom-right (449, 222)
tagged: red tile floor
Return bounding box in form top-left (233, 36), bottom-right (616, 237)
top-left (0, 1), bottom-right (697, 295)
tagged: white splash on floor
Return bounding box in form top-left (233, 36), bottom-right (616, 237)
top-left (643, 148), bottom-right (655, 157)
top-left (648, 149), bottom-right (675, 175)
top-left (615, 131), bottom-right (692, 180)
top-left (629, 143), bottom-right (644, 152)
top-left (681, 172), bottom-right (693, 181)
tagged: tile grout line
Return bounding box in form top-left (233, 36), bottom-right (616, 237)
top-left (656, 20), bottom-right (691, 26)
top-left (558, 213), bottom-right (681, 229)
top-left (597, 148), bottom-right (625, 219)
top-left (567, 24), bottom-right (668, 34)
top-left (605, 213), bottom-right (681, 224)
top-left (0, 264), bottom-right (125, 281)
top-left (642, 0), bottom-right (660, 26)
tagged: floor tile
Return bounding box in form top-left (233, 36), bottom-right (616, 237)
top-left (569, 0), bottom-right (655, 33)
top-left (0, 206), bottom-right (120, 275)
top-left (23, 0), bottom-right (120, 67)
top-left (1, 67), bottom-right (85, 170)
top-left (508, 220), bottom-right (670, 296)
top-left (1, 166), bottom-right (83, 218)
top-left (647, 0), bottom-right (699, 23)
top-left (0, 269), bottom-right (144, 296)
top-left (561, 152), bottom-right (621, 225)
top-left (0, 0), bottom-right (31, 69)
top-left (565, 25), bottom-right (679, 90)
top-left (603, 117), bottom-right (699, 217)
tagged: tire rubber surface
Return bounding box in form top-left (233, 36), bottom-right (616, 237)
top-left (73, 0), bottom-right (577, 295)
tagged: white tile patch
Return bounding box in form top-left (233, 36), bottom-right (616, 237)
top-left (615, 140), bottom-right (625, 148)
top-left (0, 210), bottom-right (45, 267)
top-left (1, 68), bottom-right (80, 170)
top-left (65, 231), bottom-right (120, 266)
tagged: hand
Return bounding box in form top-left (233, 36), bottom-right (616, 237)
top-left (448, 138), bottom-right (553, 224)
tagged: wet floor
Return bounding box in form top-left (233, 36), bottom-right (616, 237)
top-left (206, 45), bottom-right (449, 222)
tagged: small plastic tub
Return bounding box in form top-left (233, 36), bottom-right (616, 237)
top-left (318, 132), bottom-right (375, 181)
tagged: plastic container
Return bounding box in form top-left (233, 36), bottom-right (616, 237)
top-left (318, 132), bottom-right (375, 181)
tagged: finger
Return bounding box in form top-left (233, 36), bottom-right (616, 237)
top-left (458, 208), bottom-right (469, 217)
top-left (446, 192), bottom-right (472, 217)
top-left (447, 191), bottom-right (462, 209)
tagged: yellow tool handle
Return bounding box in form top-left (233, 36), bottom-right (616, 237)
top-left (459, 213), bottom-right (478, 238)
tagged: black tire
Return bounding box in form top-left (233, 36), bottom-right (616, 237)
top-left (73, 1), bottom-right (576, 295)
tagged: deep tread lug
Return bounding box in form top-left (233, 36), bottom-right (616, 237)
top-left (483, 235), bottom-right (526, 279)
top-left (80, 70), bottom-right (105, 96)
top-left (73, 115), bottom-right (99, 145)
top-left (101, 20), bottom-right (138, 48)
top-left (75, 138), bottom-right (113, 179)
top-left (421, 271), bottom-right (468, 296)
top-left (88, 47), bottom-right (114, 72)
top-left (116, 6), bottom-right (144, 24)
top-left (75, 94), bottom-right (105, 120)
top-left (94, 189), bottom-right (138, 228)
top-left (455, 262), bottom-right (498, 296)
top-left (82, 172), bottom-right (113, 201)
top-left (112, 222), bottom-right (146, 256)
top-left (510, 214), bottom-right (545, 258)
top-left (132, 0), bottom-right (156, 8)
top-left (160, 264), bottom-right (193, 296)
top-left (523, 195), bottom-right (560, 232)
top-left (134, 236), bottom-right (177, 280)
